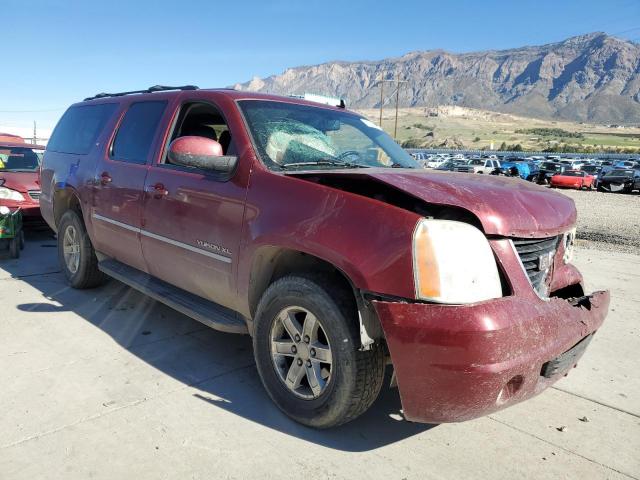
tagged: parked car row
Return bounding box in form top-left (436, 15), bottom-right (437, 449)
top-left (410, 151), bottom-right (640, 194)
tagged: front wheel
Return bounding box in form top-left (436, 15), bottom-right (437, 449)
top-left (253, 274), bottom-right (385, 428)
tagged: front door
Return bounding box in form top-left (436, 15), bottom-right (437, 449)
top-left (140, 100), bottom-right (248, 310)
top-left (91, 100), bottom-right (169, 272)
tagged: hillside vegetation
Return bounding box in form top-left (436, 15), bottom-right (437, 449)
top-left (357, 106), bottom-right (640, 154)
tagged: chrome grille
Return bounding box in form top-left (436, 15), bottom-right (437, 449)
top-left (512, 236), bottom-right (560, 296)
top-left (28, 190), bottom-right (41, 201)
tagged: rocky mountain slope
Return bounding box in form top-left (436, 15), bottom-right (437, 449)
top-left (234, 33), bottom-right (640, 124)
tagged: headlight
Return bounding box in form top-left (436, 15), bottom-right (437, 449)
top-left (563, 228), bottom-right (576, 264)
top-left (0, 187), bottom-right (25, 202)
top-left (412, 219), bottom-right (503, 304)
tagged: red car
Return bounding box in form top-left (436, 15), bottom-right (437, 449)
top-left (40, 86), bottom-right (609, 428)
top-left (550, 169), bottom-right (595, 190)
top-left (0, 133), bottom-right (45, 222)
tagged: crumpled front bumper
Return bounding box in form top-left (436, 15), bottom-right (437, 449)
top-left (373, 289), bottom-right (609, 423)
top-left (372, 237), bottom-right (609, 424)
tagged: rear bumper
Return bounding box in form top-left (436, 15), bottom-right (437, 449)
top-left (373, 289), bottom-right (609, 424)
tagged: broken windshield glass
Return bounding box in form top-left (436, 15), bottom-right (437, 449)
top-left (239, 100), bottom-right (419, 171)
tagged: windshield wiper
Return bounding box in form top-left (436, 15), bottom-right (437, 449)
top-left (280, 158), bottom-right (371, 170)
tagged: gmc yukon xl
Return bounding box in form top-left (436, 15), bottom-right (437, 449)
top-left (40, 86), bottom-right (609, 428)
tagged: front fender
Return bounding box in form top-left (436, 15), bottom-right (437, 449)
top-left (236, 170), bottom-right (421, 316)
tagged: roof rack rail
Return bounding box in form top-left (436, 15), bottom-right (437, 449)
top-left (84, 85), bottom-right (199, 101)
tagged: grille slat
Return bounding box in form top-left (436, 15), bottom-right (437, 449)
top-left (28, 190), bottom-right (41, 201)
top-left (512, 236), bottom-right (560, 296)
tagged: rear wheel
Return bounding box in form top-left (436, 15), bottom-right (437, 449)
top-left (57, 210), bottom-right (106, 289)
top-left (253, 274), bottom-right (385, 428)
top-left (8, 237), bottom-right (19, 259)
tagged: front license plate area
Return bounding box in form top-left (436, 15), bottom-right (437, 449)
top-left (541, 334), bottom-right (593, 378)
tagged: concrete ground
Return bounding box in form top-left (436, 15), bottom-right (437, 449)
top-left (1, 231), bottom-right (638, 480)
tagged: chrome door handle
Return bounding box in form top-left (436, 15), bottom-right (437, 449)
top-left (99, 172), bottom-right (112, 185)
top-left (145, 183), bottom-right (168, 198)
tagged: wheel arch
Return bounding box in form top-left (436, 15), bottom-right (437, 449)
top-left (246, 246), bottom-right (384, 348)
top-left (52, 186), bottom-right (84, 231)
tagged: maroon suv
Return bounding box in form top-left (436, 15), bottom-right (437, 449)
top-left (40, 86), bottom-right (609, 428)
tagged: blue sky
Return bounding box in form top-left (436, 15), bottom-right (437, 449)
top-left (1, 0), bottom-right (639, 132)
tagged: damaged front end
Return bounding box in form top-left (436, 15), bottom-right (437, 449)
top-left (372, 232), bottom-right (609, 424)
top-left (282, 168), bottom-right (608, 424)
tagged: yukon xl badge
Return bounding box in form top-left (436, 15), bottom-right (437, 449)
top-left (196, 240), bottom-right (232, 256)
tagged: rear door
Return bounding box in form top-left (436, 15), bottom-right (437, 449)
top-left (140, 97), bottom-right (249, 310)
top-left (91, 100), bottom-right (169, 271)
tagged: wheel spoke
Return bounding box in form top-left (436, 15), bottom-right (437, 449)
top-left (306, 361), bottom-right (325, 397)
top-left (302, 312), bottom-right (319, 343)
top-left (281, 311), bottom-right (302, 340)
top-left (272, 340), bottom-right (296, 357)
top-left (311, 344), bottom-right (332, 364)
top-left (285, 360), bottom-right (306, 390)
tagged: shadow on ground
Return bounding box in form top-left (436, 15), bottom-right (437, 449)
top-left (2, 230), bottom-right (435, 451)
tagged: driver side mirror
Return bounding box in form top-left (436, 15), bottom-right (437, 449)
top-left (168, 136), bottom-right (237, 174)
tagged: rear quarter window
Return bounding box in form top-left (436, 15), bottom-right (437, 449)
top-left (110, 101), bottom-right (167, 164)
top-left (47, 103), bottom-right (118, 155)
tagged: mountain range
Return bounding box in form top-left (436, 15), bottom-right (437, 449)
top-left (234, 33), bottom-right (640, 124)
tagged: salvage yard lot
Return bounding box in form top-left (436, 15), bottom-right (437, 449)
top-left (1, 217), bottom-right (639, 478)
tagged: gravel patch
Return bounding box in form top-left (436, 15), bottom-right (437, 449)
top-left (548, 187), bottom-right (640, 254)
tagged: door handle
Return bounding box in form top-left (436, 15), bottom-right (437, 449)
top-left (99, 172), bottom-right (112, 185)
top-left (145, 183), bottom-right (169, 199)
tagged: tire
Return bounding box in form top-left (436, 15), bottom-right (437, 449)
top-left (253, 274), bottom-right (385, 428)
top-left (9, 237), bottom-right (19, 259)
top-left (19, 230), bottom-right (25, 250)
top-left (57, 210), bottom-right (106, 289)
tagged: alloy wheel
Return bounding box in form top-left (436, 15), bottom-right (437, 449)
top-left (270, 306), bottom-right (333, 399)
top-left (62, 225), bottom-right (80, 274)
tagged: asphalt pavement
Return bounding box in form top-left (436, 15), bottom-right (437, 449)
top-left (0, 231), bottom-right (638, 479)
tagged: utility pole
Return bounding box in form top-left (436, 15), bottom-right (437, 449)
top-left (379, 75), bottom-right (384, 128)
top-left (376, 75), bottom-right (408, 140)
top-left (33, 121), bottom-right (37, 145)
top-left (394, 77), bottom-right (401, 140)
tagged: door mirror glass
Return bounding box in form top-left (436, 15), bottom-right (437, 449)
top-left (168, 136), bottom-right (237, 174)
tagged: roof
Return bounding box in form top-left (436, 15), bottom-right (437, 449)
top-left (79, 85), bottom-right (350, 113)
top-left (0, 133), bottom-right (25, 143)
top-left (0, 141), bottom-right (45, 150)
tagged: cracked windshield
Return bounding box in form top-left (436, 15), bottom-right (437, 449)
top-left (239, 100), bottom-right (419, 170)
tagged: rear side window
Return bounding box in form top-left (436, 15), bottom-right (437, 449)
top-left (111, 101), bottom-right (167, 164)
top-left (48, 103), bottom-right (117, 155)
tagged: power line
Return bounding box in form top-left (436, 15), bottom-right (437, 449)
top-left (610, 26), bottom-right (640, 36)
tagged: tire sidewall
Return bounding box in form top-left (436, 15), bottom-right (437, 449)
top-left (9, 237), bottom-right (19, 258)
top-left (57, 211), bottom-right (94, 287)
top-left (253, 277), bottom-right (359, 427)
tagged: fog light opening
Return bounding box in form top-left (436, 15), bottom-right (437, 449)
top-left (497, 375), bottom-right (525, 405)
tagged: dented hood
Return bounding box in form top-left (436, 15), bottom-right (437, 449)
top-left (297, 169), bottom-right (577, 238)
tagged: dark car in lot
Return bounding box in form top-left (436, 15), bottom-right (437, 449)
top-left (435, 158), bottom-right (467, 171)
top-left (535, 162), bottom-right (567, 184)
top-left (40, 85), bottom-right (609, 428)
top-left (580, 164), bottom-right (603, 188)
top-left (598, 169), bottom-right (640, 193)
